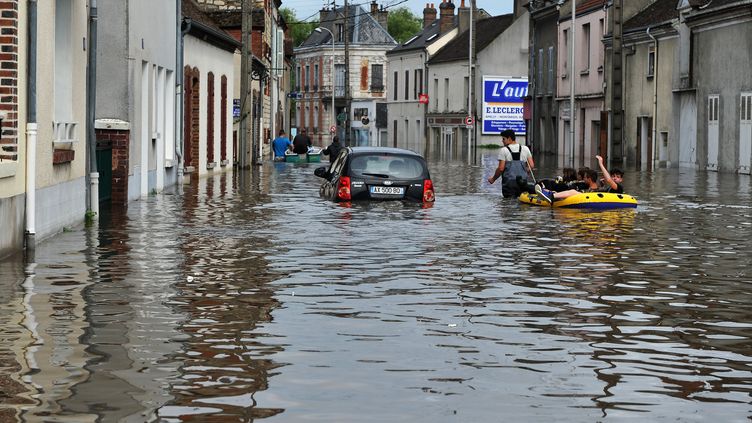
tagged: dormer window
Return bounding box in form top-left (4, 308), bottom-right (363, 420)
top-left (336, 23), bottom-right (344, 42)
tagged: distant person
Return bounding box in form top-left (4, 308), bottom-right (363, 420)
top-left (322, 136), bottom-right (342, 163)
top-left (536, 155), bottom-right (625, 203)
top-left (487, 129), bottom-right (535, 198)
top-left (272, 129), bottom-right (292, 161)
top-left (292, 128), bottom-right (312, 154)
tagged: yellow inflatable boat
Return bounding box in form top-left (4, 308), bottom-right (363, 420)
top-left (519, 191), bottom-right (638, 209)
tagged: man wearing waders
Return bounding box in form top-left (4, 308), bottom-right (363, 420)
top-left (487, 129), bottom-right (535, 198)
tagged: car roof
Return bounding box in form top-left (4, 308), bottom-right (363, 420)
top-left (348, 147), bottom-right (423, 157)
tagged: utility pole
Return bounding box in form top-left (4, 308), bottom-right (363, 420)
top-left (609, 0), bottom-right (624, 164)
top-left (468, 0), bottom-right (476, 158)
top-left (344, 0), bottom-right (351, 146)
top-left (569, 0), bottom-right (576, 167)
top-left (239, 0), bottom-right (251, 168)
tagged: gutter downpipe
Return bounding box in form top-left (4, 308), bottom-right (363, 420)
top-left (647, 26), bottom-right (658, 170)
top-left (86, 0), bottom-right (99, 218)
top-left (25, 0), bottom-right (37, 253)
top-left (177, 10), bottom-right (190, 186)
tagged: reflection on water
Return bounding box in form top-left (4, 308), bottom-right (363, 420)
top-left (1, 148), bottom-right (751, 421)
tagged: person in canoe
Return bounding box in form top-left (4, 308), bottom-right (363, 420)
top-left (536, 155), bottom-right (624, 203)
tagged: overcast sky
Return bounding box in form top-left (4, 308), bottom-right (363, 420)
top-left (281, 0), bottom-right (514, 22)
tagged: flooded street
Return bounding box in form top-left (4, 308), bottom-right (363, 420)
top-left (2, 149), bottom-right (752, 422)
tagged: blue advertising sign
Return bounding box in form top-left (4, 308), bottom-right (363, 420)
top-left (233, 99), bottom-right (240, 118)
top-left (482, 77), bottom-right (528, 135)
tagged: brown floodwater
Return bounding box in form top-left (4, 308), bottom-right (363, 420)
top-left (1, 147), bottom-right (751, 422)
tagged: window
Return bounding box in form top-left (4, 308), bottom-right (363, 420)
top-left (742, 93), bottom-right (752, 122)
top-left (647, 45), bottom-right (655, 78)
top-left (562, 29), bottom-right (568, 78)
top-left (220, 75), bottom-right (227, 162)
top-left (394, 71), bottom-right (398, 101)
top-left (434, 78), bottom-right (439, 109)
top-left (599, 18), bottom-right (605, 69)
top-left (405, 70), bottom-right (410, 100)
top-left (581, 23), bottom-right (590, 73)
top-left (336, 23), bottom-right (344, 42)
top-left (708, 96), bottom-right (719, 122)
top-left (335, 64), bottom-right (346, 97)
top-left (305, 65), bottom-right (310, 91)
top-left (393, 120), bottom-right (397, 147)
top-left (547, 46), bottom-right (554, 94)
top-left (444, 78), bottom-right (449, 111)
top-left (54, 0), bottom-right (76, 147)
top-left (354, 108), bottom-right (368, 119)
top-left (464, 76), bottom-right (469, 109)
top-left (371, 64), bottom-right (384, 90)
top-left (295, 65), bottom-right (301, 91)
top-left (537, 48), bottom-right (544, 91)
top-left (207, 72), bottom-right (215, 164)
top-left (414, 69), bottom-right (423, 99)
top-left (314, 64), bottom-right (319, 90)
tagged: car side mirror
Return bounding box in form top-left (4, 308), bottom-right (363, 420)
top-left (314, 166), bottom-right (329, 179)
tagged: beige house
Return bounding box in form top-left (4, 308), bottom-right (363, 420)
top-left (0, 1), bottom-right (89, 258)
top-left (294, 4), bottom-right (396, 147)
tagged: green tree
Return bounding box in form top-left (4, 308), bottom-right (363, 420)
top-left (387, 7), bottom-right (422, 44)
top-left (280, 7), bottom-right (319, 47)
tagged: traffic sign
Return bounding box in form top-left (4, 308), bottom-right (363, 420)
top-left (337, 113), bottom-right (347, 122)
top-left (464, 116), bottom-right (474, 127)
top-left (361, 117), bottom-right (370, 126)
top-left (330, 125), bottom-right (337, 134)
top-left (418, 93), bottom-right (429, 104)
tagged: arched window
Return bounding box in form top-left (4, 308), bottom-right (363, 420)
top-left (207, 72), bottom-right (215, 165)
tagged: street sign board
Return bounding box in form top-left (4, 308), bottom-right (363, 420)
top-left (482, 76), bottom-right (528, 135)
top-left (464, 116), bottom-right (474, 127)
top-left (233, 99), bottom-right (240, 118)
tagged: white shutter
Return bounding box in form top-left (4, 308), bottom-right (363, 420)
top-left (277, 29), bottom-right (285, 77)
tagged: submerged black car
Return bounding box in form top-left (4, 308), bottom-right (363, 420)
top-left (313, 147), bottom-right (435, 203)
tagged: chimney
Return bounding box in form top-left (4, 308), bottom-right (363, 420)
top-left (423, 3), bottom-right (437, 29)
top-left (439, 0), bottom-right (455, 34)
top-left (319, 8), bottom-right (328, 27)
top-left (458, 0), bottom-right (469, 35)
top-left (378, 6), bottom-right (389, 30)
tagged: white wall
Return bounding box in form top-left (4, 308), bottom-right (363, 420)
top-left (184, 36), bottom-right (236, 178)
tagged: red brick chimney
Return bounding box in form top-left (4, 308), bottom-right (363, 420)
top-left (439, 0), bottom-right (455, 34)
top-left (423, 3), bottom-right (437, 29)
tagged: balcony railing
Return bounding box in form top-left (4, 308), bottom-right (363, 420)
top-left (321, 85), bottom-right (347, 98)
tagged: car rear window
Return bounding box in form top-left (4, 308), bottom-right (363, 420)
top-left (349, 154), bottom-right (426, 179)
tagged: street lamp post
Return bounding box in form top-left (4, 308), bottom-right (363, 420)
top-left (315, 27), bottom-right (336, 141)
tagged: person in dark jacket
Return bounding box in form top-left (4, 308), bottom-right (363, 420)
top-left (322, 136), bottom-right (342, 162)
top-left (292, 128), bottom-right (312, 154)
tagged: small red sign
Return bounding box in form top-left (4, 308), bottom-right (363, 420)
top-left (464, 116), bottom-right (474, 126)
top-left (330, 125), bottom-right (337, 134)
top-left (418, 93), bottom-right (429, 104)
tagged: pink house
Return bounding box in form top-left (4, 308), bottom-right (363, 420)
top-left (556, 0), bottom-right (607, 168)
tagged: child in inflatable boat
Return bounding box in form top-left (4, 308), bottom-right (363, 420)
top-left (536, 155), bottom-right (623, 204)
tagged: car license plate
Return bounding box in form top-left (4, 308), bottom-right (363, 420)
top-left (370, 186), bottom-right (404, 195)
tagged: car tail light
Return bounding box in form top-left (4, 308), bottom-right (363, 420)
top-left (337, 176), bottom-right (352, 201)
top-left (422, 179), bottom-right (435, 202)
